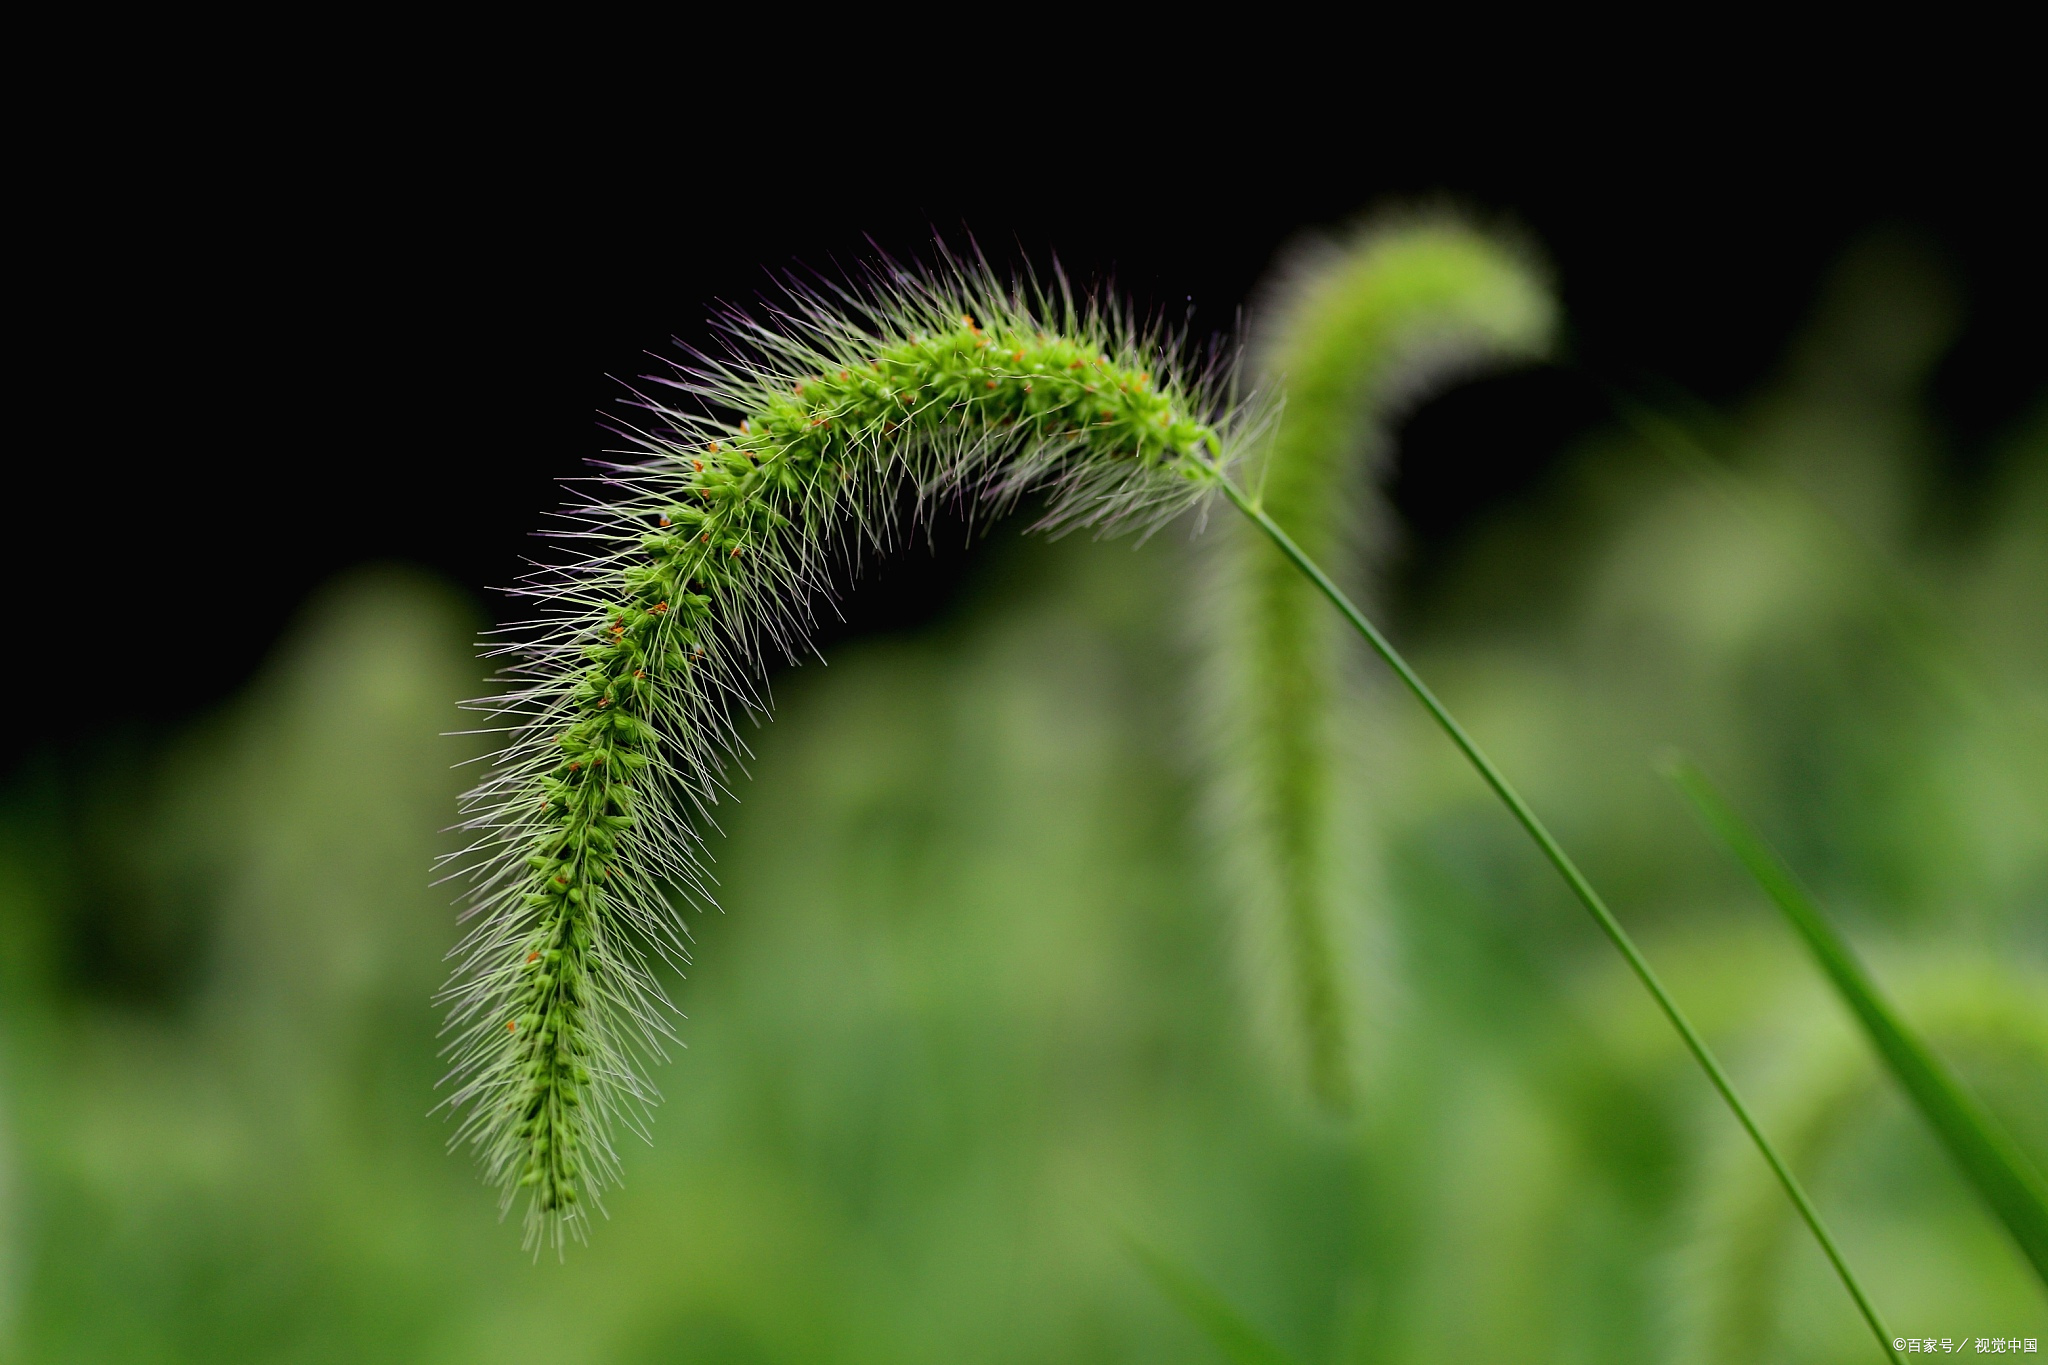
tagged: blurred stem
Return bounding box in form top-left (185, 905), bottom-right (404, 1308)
top-left (1122, 1231), bottom-right (1304, 1365)
top-left (1211, 468), bottom-right (1903, 1364)
top-left (1668, 756), bottom-right (2048, 1286)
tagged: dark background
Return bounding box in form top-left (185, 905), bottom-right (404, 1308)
top-left (13, 88), bottom-right (2039, 775)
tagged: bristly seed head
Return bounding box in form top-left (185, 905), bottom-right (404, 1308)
top-left (435, 247), bottom-right (1250, 1255)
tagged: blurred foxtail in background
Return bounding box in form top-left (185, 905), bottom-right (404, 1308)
top-left (1202, 210), bottom-right (1555, 1114)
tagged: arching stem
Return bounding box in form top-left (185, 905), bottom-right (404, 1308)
top-left (1209, 467), bottom-right (1902, 1363)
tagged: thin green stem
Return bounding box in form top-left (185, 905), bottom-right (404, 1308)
top-left (1211, 468), bottom-right (1902, 1363)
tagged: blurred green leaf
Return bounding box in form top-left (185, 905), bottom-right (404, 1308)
top-left (1666, 755), bottom-right (2048, 1286)
top-left (1122, 1231), bottom-right (1303, 1365)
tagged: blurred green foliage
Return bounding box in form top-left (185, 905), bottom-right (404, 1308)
top-left (1, 234), bottom-right (2043, 1361)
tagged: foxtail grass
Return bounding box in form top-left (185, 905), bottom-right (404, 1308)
top-left (438, 253), bottom-right (1250, 1252)
top-left (1209, 211), bottom-right (1552, 1113)
top-left (448, 247), bottom-right (1902, 1361)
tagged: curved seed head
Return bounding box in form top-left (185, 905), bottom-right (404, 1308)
top-left (435, 251), bottom-right (1254, 1253)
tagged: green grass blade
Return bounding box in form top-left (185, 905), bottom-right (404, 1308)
top-left (1666, 756), bottom-right (2048, 1286)
top-left (1122, 1231), bottom-right (1305, 1365)
top-left (1207, 466), bottom-right (1902, 1363)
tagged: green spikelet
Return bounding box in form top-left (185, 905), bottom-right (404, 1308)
top-left (1210, 213), bottom-right (1555, 1113)
top-left (437, 257), bottom-right (1244, 1251)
